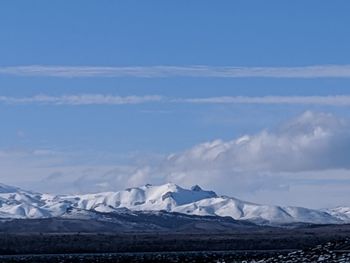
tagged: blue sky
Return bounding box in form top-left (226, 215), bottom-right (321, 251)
top-left (1, 1), bottom-right (350, 208)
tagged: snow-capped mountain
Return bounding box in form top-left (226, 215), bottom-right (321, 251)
top-left (62, 183), bottom-right (217, 213)
top-left (0, 182), bottom-right (348, 226)
top-left (0, 183), bottom-right (69, 219)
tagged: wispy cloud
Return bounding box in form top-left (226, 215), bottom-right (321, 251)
top-left (0, 94), bottom-right (163, 105)
top-left (2, 64), bottom-right (350, 78)
top-left (180, 95), bottom-right (350, 106)
top-left (2, 94), bottom-right (350, 106)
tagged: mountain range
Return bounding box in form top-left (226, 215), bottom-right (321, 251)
top-left (0, 182), bottom-right (349, 226)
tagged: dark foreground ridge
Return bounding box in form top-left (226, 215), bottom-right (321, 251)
top-left (0, 220), bottom-right (349, 262)
top-left (0, 215), bottom-right (350, 262)
top-left (0, 239), bottom-right (349, 263)
top-left (0, 219), bottom-right (350, 254)
top-left (0, 211), bottom-right (256, 233)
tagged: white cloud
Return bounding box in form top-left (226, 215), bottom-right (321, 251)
top-left (3, 94), bottom-right (350, 106)
top-left (1, 64), bottom-right (350, 78)
top-left (181, 95), bottom-right (350, 106)
top-left (154, 112), bottom-right (350, 182)
top-left (0, 94), bottom-right (163, 105)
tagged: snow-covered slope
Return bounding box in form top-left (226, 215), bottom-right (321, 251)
top-left (0, 182), bottom-right (348, 225)
top-left (172, 196), bottom-right (340, 225)
top-left (323, 207), bottom-right (350, 222)
top-left (0, 183), bottom-right (53, 218)
top-left (62, 183), bottom-right (217, 213)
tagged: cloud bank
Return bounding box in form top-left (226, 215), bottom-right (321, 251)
top-left (161, 111), bottom-right (350, 177)
top-left (1, 111), bottom-right (350, 207)
top-left (1, 64), bottom-right (350, 78)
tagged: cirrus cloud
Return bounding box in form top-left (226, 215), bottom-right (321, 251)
top-left (1, 64), bottom-right (350, 78)
top-left (3, 94), bottom-right (350, 106)
top-left (0, 94), bottom-right (163, 105)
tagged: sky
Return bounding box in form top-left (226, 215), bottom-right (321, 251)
top-left (1, 1), bottom-right (350, 208)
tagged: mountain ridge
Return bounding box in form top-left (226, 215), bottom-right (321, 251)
top-left (0, 182), bottom-right (349, 226)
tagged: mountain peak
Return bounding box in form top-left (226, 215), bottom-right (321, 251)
top-left (191, 185), bottom-right (202, 191)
